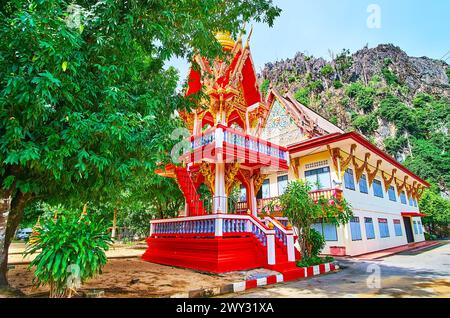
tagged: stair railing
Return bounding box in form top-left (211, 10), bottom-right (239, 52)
top-left (150, 214), bottom-right (277, 265)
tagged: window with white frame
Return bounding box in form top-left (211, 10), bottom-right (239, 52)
top-left (311, 222), bottom-right (338, 241)
top-left (418, 220), bottom-right (423, 234)
top-left (344, 168), bottom-right (356, 191)
top-left (365, 217), bottom-right (375, 239)
top-left (305, 167), bottom-right (331, 190)
top-left (261, 179), bottom-right (270, 199)
top-left (409, 196), bottom-right (414, 206)
top-left (350, 217), bottom-right (362, 241)
top-left (277, 175), bottom-right (288, 196)
top-left (400, 191), bottom-right (407, 204)
top-left (388, 186), bottom-right (397, 202)
top-left (359, 174), bottom-right (368, 194)
top-left (378, 218), bottom-right (390, 238)
top-left (373, 180), bottom-right (384, 198)
top-left (413, 220), bottom-right (418, 234)
top-left (393, 219), bottom-right (403, 236)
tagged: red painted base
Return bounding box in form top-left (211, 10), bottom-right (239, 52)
top-left (142, 235), bottom-right (268, 273)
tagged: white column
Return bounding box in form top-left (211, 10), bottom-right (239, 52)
top-left (149, 223), bottom-right (154, 236)
top-left (214, 127), bottom-right (226, 214)
top-left (267, 234), bottom-right (276, 265)
top-left (286, 234), bottom-right (295, 262)
top-left (215, 217), bottom-right (223, 237)
top-left (249, 177), bottom-right (257, 217)
top-left (183, 199), bottom-right (189, 217)
top-left (214, 162), bottom-right (226, 213)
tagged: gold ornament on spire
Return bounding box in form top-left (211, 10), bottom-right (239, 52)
top-left (215, 31), bottom-right (235, 50)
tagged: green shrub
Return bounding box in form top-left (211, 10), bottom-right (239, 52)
top-left (413, 93), bottom-right (433, 108)
top-left (294, 87), bottom-right (311, 105)
top-left (345, 82), bottom-right (375, 112)
top-left (260, 79), bottom-right (270, 97)
top-left (307, 228), bottom-right (325, 257)
top-left (321, 64), bottom-right (334, 77)
top-left (330, 115), bottom-right (338, 125)
top-left (25, 211), bottom-right (112, 297)
top-left (351, 114), bottom-right (378, 135)
top-left (381, 66), bottom-right (399, 86)
top-left (379, 94), bottom-right (415, 133)
top-left (332, 79), bottom-right (343, 89)
top-left (383, 136), bottom-right (407, 156)
top-left (308, 80), bottom-right (324, 93)
top-left (296, 255), bottom-right (335, 268)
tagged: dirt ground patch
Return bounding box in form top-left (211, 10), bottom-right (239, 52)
top-left (7, 258), bottom-right (250, 298)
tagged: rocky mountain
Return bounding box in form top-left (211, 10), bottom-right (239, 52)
top-left (262, 44), bottom-right (449, 97)
top-left (259, 44), bottom-right (450, 192)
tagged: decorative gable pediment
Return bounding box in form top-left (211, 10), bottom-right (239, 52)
top-left (260, 98), bottom-right (305, 147)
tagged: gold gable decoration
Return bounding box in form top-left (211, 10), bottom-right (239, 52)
top-left (225, 163), bottom-right (241, 195)
top-left (395, 176), bottom-right (409, 196)
top-left (290, 157), bottom-right (301, 179)
top-left (366, 160), bottom-right (382, 188)
top-left (381, 169), bottom-right (397, 191)
top-left (327, 144), bottom-right (357, 180)
top-left (199, 162), bottom-right (215, 194)
top-left (253, 171), bottom-right (268, 194)
top-left (352, 153), bottom-right (371, 183)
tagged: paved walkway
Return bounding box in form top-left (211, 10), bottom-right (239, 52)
top-left (226, 241), bottom-right (450, 298)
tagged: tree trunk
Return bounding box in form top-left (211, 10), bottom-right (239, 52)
top-left (0, 191), bottom-right (32, 287)
top-left (0, 192), bottom-right (12, 287)
top-left (111, 208), bottom-right (117, 239)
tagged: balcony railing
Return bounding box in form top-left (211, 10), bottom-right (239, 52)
top-left (256, 188), bottom-right (343, 215)
top-left (181, 125), bottom-right (289, 168)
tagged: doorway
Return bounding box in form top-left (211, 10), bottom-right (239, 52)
top-left (403, 216), bottom-right (414, 243)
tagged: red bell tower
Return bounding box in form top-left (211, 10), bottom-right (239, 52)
top-left (158, 31), bottom-right (289, 217)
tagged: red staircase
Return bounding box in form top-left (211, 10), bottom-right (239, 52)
top-left (174, 167), bottom-right (205, 216)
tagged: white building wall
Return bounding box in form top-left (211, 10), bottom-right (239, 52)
top-left (263, 157), bottom-right (425, 256)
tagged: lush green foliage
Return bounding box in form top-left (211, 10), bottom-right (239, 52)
top-left (351, 113), bottom-right (378, 135)
top-left (294, 87), bottom-right (310, 106)
top-left (381, 58), bottom-right (400, 86)
top-left (335, 49), bottom-right (353, 81)
top-left (321, 64), bottom-right (334, 77)
top-left (345, 82), bottom-right (375, 112)
top-left (260, 79), bottom-right (270, 97)
top-left (333, 79), bottom-right (343, 89)
top-left (25, 211), bottom-right (112, 297)
top-left (0, 0), bottom-right (281, 286)
top-left (306, 228), bottom-right (325, 257)
top-left (279, 180), bottom-right (353, 258)
top-left (419, 185), bottom-right (450, 238)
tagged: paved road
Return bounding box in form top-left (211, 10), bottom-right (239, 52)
top-left (229, 241), bottom-right (450, 298)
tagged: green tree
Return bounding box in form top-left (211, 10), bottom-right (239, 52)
top-left (279, 180), bottom-right (352, 259)
top-left (419, 185), bottom-right (450, 238)
top-left (0, 0), bottom-right (281, 288)
top-left (334, 49), bottom-right (353, 81)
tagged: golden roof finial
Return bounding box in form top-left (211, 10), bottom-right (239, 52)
top-left (215, 31), bottom-right (235, 51)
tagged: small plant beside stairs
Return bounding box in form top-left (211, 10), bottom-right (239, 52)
top-left (279, 180), bottom-right (353, 267)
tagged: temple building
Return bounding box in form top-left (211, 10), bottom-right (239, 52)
top-left (142, 31), bottom-right (428, 274)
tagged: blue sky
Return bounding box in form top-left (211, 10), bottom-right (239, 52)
top-left (169, 0), bottom-right (450, 83)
